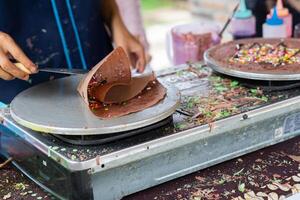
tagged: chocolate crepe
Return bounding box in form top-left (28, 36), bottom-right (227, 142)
top-left (207, 38), bottom-right (300, 74)
top-left (77, 47), bottom-right (166, 119)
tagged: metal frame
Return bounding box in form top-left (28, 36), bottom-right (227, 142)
top-left (2, 94), bottom-right (300, 172)
top-left (89, 96), bottom-right (300, 199)
top-left (2, 64), bottom-right (300, 199)
top-left (2, 94), bottom-right (300, 199)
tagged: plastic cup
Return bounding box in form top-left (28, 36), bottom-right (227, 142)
top-left (294, 23), bottom-right (300, 38)
top-left (166, 23), bottom-right (221, 65)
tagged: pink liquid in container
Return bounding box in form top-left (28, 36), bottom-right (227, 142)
top-left (167, 23), bottom-right (220, 65)
top-left (230, 17), bottom-right (256, 39)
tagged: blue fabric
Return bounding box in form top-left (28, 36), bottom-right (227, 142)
top-left (51, 0), bottom-right (73, 69)
top-left (0, 102), bottom-right (7, 108)
top-left (65, 0), bottom-right (88, 70)
top-left (0, 0), bottom-right (113, 103)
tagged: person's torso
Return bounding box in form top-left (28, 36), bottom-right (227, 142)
top-left (0, 0), bottom-right (113, 103)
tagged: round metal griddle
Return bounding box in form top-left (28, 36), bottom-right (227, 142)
top-left (204, 40), bottom-right (300, 81)
top-left (10, 75), bottom-right (180, 136)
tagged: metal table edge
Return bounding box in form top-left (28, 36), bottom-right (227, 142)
top-left (94, 95), bottom-right (300, 172)
top-left (2, 94), bottom-right (300, 172)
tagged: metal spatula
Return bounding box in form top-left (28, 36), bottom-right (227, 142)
top-left (14, 62), bottom-right (87, 75)
top-left (38, 67), bottom-right (87, 75)
top-left (15, 62), bottom-right (152, 76)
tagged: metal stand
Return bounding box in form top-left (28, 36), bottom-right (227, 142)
top-left (2, 65), bottom-right (300, 200)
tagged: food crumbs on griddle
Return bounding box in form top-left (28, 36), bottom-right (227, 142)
top-left (51, 146), bottom-right (59, 151)
top-left (174, 70), bottom-right (280, 131)
top-left (71, 155), bottom-right (77, 160)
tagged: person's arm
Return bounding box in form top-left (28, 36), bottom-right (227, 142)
top-left (265, 0), bottom-right (274, 10)
top-left (101, 0), bottom-right (146, 72)
top-left (0, 32), bottom-right (37, 81)
top-left (287, 0), bottom-right (300, 12)
top-left (116, 0), bottom-right (151, 63)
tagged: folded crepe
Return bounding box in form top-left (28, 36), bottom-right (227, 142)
top-left (77, 47), bottom-right (166, 119)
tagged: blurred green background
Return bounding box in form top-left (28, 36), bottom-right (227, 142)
top-left (141, 0), bottom-right (173, 11)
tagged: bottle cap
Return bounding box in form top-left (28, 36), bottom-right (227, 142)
top-left (276, 0), bottom-right (289, 17)
top-left (267, 7), bottom-right (284, 25)
top-left (234, 0), bottom-right (252, 19)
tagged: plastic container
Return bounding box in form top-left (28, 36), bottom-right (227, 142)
top-left (268, 0), bottom-right (293, 37)
top-left (294, 23), bottom-right (300, 38)
top-left (166, 23), bottom-right (220, 65)
top-left (230, 0), bottom-right (256, 39)
top-left (263, 7), bottom-right (287, 38)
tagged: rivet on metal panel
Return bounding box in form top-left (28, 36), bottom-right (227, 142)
top-left (208, 122), bottom-right (215, 132)
top-left (56, 157), bottom-right (61, 163)
top-left (96, 155), bottom-right (100, 165)
top-left (274, 127), bottom-right (284, 138)
top-left (87, 168), bottom-right (95, 174)
top-left (242, 114), bottom-right (249, 120)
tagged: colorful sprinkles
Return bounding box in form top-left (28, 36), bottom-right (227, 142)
top-left (229, 42), bottom-right (300, 67)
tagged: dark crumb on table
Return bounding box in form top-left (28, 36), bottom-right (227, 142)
top-left (125, 136), bottom-right (300, 200)
top-left (0, 157), bottom-right (55, 200)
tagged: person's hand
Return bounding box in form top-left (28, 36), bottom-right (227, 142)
top-left (287, 0), bottom-right (300, 12)
top-left (114, 31), bottom-right (146, 73)
top-left (101, 0), bottom-right (147, 72)
top-left (0, 32), bottom-right (37, 81)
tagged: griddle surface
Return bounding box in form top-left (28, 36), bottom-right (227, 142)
top-left (10, 75), bottom-right (179, 135)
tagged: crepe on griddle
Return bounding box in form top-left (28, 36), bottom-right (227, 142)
top-left (77, 47), bottom-right (166, 119)
top-left (207, 38), bottom-right (300, 74)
